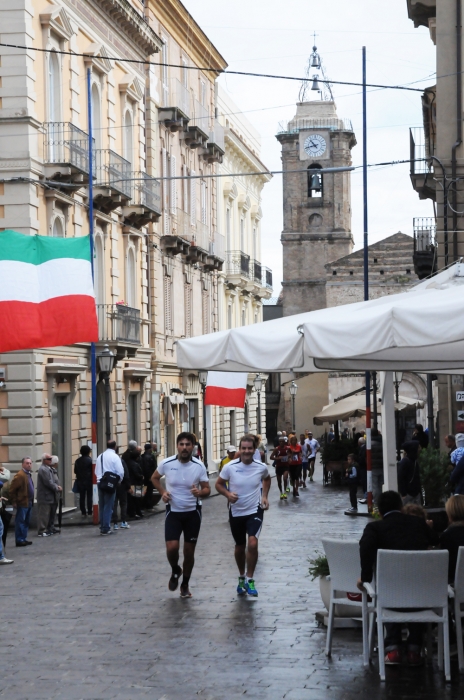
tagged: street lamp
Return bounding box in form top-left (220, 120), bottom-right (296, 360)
top-left (254, 374), bottom-right (264, 435)
top-left (289, 381), bottom-right (298, 432)
top-left (97, 344), bottom-right (115, 443)
top-left (394, 371), bottom-right (403, 460)
top-left (198, 371), bottom-right (208, 470)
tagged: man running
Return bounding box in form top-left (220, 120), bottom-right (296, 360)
top-left (306, 431), bottom-right (320, 482)
top-left (270, 436), bottom-right (289, 499)
top-left (215, 434), bottom-right (271, 598)
top-left (299, 434), bottom-right (309, 488)
top-left (151, 432), bottom-right (210, 598)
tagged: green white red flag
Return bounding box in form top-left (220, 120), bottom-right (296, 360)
top-left (0, 230), bottom-right (98, 352)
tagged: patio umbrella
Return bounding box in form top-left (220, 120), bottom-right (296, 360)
top-left (313, 394), bottom-right (424, 425)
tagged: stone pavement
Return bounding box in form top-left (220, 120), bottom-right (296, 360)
top-left (1, 461), bottom-right (463, 700)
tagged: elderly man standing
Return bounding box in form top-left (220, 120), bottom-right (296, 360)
top-left (96, 440), bottom-right (124, 535)
top-left (8, 457), bottom-right (35, 547)
top-left (37, 454), bottom-right (62, 537)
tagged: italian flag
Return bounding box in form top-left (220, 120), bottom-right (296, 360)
top-left (205, 371), bottom-right (248, 408)
top-left (0, 230), bottom-right (98, 352)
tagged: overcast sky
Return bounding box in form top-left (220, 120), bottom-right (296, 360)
top-left (182, 0), bottom-right (436, 294)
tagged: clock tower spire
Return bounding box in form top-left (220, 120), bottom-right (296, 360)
top-left (277, 47), bottom-right (357, 316)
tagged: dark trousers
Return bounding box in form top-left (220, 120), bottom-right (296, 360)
top-left (127, 493), bottom-right (143, 517)
top-left (349, 481), bottom-right (358, 508)
top-left (143, 482), bottom-right (155, 509)
top-left (47, 502), bottom-right (58, 532)
top-left (384, 622), bottom-right (423, 651)
top-left (112, 485), bottom-right (128, 523)
top-left (15, 505), bottom-right (32, 542)
top-left (79, 484), bottom-right (93, 515)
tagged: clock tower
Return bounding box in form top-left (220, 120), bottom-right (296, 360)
top-left (277, 91), bottom-right (357, 315)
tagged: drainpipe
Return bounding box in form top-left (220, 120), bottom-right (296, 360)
top-left (451, 0), bottom-right (462, 261)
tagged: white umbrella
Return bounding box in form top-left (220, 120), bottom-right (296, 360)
top-left (313, 394), bottom-right (424, 425)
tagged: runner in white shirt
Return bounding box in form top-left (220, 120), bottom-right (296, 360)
top-left (151, 432), bottom-right (210, 598)
top-left (299, 433), bottom-right (309, 488)
top-left (305, 431), bottom-right (320, 482)
top-left (215, 434), bottom-right (271, 598)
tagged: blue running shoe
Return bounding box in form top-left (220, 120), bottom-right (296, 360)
top-left (237, 576), bottom-right (246, 596)
top-left (245, 579), bottom-right (258, 598)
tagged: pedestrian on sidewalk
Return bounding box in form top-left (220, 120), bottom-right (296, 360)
top-left (140, 443), bottom-right (157, 510)
top-left (112, 453), bottom-right (131, 530)
top-left (127, 446), bottom-right (144, 519)
top-left (0, 466), bottom-right (12, 549)
top-left (215, 434), bottom-right (271, 598)
top-left (96, 441), bottom-right (124, 536)
top-left (398, 441), bottom-right (422, 506)
top-left (0, 472), bottom-right (13, 564)
top-left (345, 453), bottom-right (359, 514)
top-left (9, 457), bottom-right (34, 547)
top-left (74, 445), bottom-right (93, 517)
top-left (151, 432), bottom-right (210, 598)
top-left (48, 456), bottom-right (62, 534)
top-left (37, 454), bottom-right (62, 537)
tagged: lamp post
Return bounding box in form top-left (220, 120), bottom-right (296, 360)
top-left (198, 371), bottom-right (208, 469)
top-left (289, 381), bottom-right (298, 433)
top-left (97, 344), bottom-right (115, 443)
top-left (394, 371), bottom-right (403, 460)
top-left (254, 374), bottom-right (264, 435)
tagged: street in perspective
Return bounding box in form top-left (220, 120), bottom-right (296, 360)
top-left (1, 0), bottom-right (464, 699)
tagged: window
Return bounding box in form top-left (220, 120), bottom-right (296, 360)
top-left (226, 208), bottom-right (231, 250)
top-left (201, 181), bottom-right (207, 225)
top-left (48, 51), bottom-right (60, 122)
top-left (123, 110), bottom-right (133, 164)
top-left (200, 79), bottom-right (206, 106)
top-left (184, 283), bottom-right (192, 337)
top-left (127, 393), bottom-right (140, 443)
top-left (51, 217), bottom-right (64, 238)
top-left (240, 219), bottom-right (245, 251)
top-left (126, 248), bottom-right (137, 308)
top-left (161, 39), bottom-right (169, 106)
top-left (182, 56), bottom-right (188, 89)
top-left (190, 170), bottom-right (196, 225)
top-left (164, 275), bottom-right (173, 333)
top-left (308, 164), bottom-right (323, 198)
top-left (227, 303), bottom-right (232, 330)
top-left (242, 308), bottom-right (246, 326)
top-left (170, 154), bottom-right (177, 214)
top-left (202, 289), bottom-right (209, 335)
top-left (91, 83), bottom-right (102, 150)
top-left (252, 226), bottom-right (257, 261)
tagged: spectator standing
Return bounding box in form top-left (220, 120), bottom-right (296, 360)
top-left (445, 434), bottom-right (456, 458)
top-left (112, 454), bottom-right (131, 530)
top-left (9, 457), bottom-right (34, 547)
top-left (140, 443), bottom-right (157, 510)
top-left (357, 437), bottom-right (367, 504)
top-left (450, 433), bottom-right (464, 468)
top-left (219, 446), bottom-right (237, 473)
top-left (439, 495), bottom-right (464, 583)
top-left (0, 466), bottom-right (12, 548)
top-left (48, 456), bottom-right (61, 534)
top-left (345, 453), bottom-right (360, 514)
top-left (450, 450), bottom-right (464, 496)
top-left (412, 424), bottom-right (429, 449)
top-left (74, 445), bottom-right (93, 517)
top-left (0, 468), bottom-right (13, 564)
top-left (370, 428), bottom-right (384, 505)
top-left (397, 441), bottom-right (422, 505)
top-left (127, 446), bottom-right (144, 519)
top-left (96, 440), bottom-right (124, 535)
top-left (36, 454), bottom-right (62, 537)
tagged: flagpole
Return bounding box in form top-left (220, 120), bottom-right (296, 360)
top-left (87, 68), bottom-right (98, 526)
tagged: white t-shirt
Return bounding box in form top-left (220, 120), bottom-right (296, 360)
top-left (220, 458), bottom-right (269, 518)
top-left (305, 438), bottom-right (320, 459)
top-left (300, 442), bottom-right (309, 461)
top-left (157, 455), bottom-right (208, 513)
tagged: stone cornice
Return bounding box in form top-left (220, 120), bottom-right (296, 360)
top-left (95, 0), bottom-right (163, 54)
top-left (146, 0), bottom-right (227, 78)
top-left (225, 129), bottom-right (272, 183)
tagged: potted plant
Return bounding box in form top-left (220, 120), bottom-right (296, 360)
top-left (309, 552), bottom-right (331, 609)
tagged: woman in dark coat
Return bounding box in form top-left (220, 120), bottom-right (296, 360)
top-left (74, 445), bottom-right (93, 517)
top-left (397, 440), bottom-right (422, 505)
top-left (127, 447), bottom-right (144, 519)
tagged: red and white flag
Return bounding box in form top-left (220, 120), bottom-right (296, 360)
top-left (204, 371), bottom-right (248, 408)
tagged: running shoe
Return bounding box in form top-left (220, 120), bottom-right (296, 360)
top-left (120, 522), bottom-right (130, 529)
top-left (113, 523), bottom-right (119, 530)
top-left (285, 486), bottom-right (290, 493)
top-left (346, 507), bottom-right (358, 514)
top-left (180, 583), bottom-right (192, 598)
top-left (37, 532), bottom-right (51, 537)
top-left (169, 566), bottom-right (183, 591)
top-left (280, 493), bottom-right (284, 500)
top-left (309, 477), bottom-right (314, 482)
top-left (358, 498), bottom-right (367, 504)
top-left (0, 557), bottom-right (13, 565)
top-left (245, 579), bottom-right (258, 598)
top-left (385, 650), bottom-right (401, 665)
top-left (237, 576), bottom-right (246, 596)
top-left (282, 493), bottom-right (288, 500)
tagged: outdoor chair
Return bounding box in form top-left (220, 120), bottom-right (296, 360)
top-left (375, 549), bottom-right (450, 682)
top-left (322, 538), bottom-right (375, 666)
top-left (448, 546), bottom-right (464, 673)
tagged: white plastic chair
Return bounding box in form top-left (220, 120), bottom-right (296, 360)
top-left (322, 538), bottom-right (375, 666)
top-left (375, 549), bottom-right (450, 682)
top-left (448, 546), bottom-right (464, 673)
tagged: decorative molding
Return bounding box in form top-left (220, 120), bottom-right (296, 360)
top-left (119, 76), bottom-right (144, 102)
top-left (250, 205), bottom-right (263, 221)
top-left (237, 194), bottom-right (251, 212)
top-left (40, 5), bottom-right (74, 41)
top-left (84, 44), bottom-right (113, 74)
top-left (93, 0), bottom-right (163, 55)
top-left (162, 254), bottom-right (173, 277)
top-left (223, 181), bottom-right (238, 201)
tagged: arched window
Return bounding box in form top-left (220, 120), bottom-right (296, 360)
top-left (51, 217), bottom-right (64, 238)
top-left (91, 83), bottom-right (102, 150)
top-left (308, 163), bottom-right (323, 198)
top-left (94, 234), bottom-right (105, 306)
top-left (123, 110), bottom-right (133, 164)
top-left (126, 247), bottom-right (136, 308)
top-left (48, 52), bottom-right (60, 122)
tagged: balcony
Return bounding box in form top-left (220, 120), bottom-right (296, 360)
top-left (160, 209), bottom-right (192, 255)
top-left (122, 172), bottom-right (161, 228)
top-left (263, 266), bottom-right (273, 289)
top-left (94, 149), bottom-right (132, 213)
top-left (406, 0), bottom-right (435, 28)
top-left (43, 122), bottom-right (92, 186)
top-left (410, 127), bottom-right (435, 201)
top-left (159, 78), bottom-right (191, 132)
top-left (204, 233), bottom-right (225, 271)
top-left (413, 216), bottom-right (437, 279)
top-left (224, 250), bottom-right (250, 289)
top-left (96, 304), bottom-right (141, 356)
top-left (203, 120), bottom-right (225, 163)
top-left (184, 100), bottom-right (210, 148)
top-left (186, 221), bottom-right (210, 264)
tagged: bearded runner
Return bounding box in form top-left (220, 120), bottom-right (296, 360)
top-left (0, 230), bottom-right (98, 352)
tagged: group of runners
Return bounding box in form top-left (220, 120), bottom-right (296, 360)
top-left (151, 432), bottom-right (270, 600)
top-left (270, 431), bottom-right (320, 498)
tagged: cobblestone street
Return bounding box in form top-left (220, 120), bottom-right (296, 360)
top-left (1, 463), bottom-right (462, 700)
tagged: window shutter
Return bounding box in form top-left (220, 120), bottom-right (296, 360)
top-left (162, 148), bottom-right (169, 235)
top-left (202, 289), bottom-right (209, 335)
top-left (190, 170), bottom-right (196, 225)
top-left (170, 154), bottom-right (177, 214)
top-left (183, 165), bottom-right (189, 213)
top-left (184, 283), bottom-right (192, 338)
top-left (164, 275), bottom-right (172, 333)
top-left (201, 181), bottom-right (207, 225)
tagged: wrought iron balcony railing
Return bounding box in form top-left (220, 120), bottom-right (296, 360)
top-left (95, 149), bottom-right (132, 198)
top-left (413, 217), bottom-right (436, 252)
top-left (410, 127), bottom-right (432, 176)
top-left (262, 266), bottom-right (273, 289)
top-left (252, 259), bottom-right (262, 284)
top-left (209, 233), bottom-right (225, 260)
top-left (135, 172), bottom-right (161, 215)
top-left (43, 122), bottom-right (93, 174)
top-left (208, 119), bottom-right (225, 152)
top-left (96, 304), bottom-right (141, 345)
top-left (226, 250), bottom-right (250, 277)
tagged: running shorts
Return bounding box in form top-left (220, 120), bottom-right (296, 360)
top-left (289, 465), bottom-right (302, 481)
top-left (229, 506), bottom-right (264, 546)
top-left (165, 504), bottom-right (202, 543)
top-left (275, 465), bottom-right (288, 477)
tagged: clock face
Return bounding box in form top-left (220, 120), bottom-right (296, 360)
top-left (304, 134), bottom-right (327, 157)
